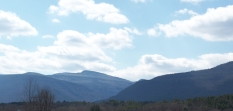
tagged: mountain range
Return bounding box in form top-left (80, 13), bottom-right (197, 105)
top-left (1, 61), bottom-right (233, 103)
top-left (109, 61), bottom-right (233, 102)
top-left (0, 70), bottom-right (133, 103)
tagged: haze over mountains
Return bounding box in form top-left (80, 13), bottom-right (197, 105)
top-left (0, 71), bottom-right (133, 103)
top-left (109, 61), bottom-right (233, 102)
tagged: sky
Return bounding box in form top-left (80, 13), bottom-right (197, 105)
top-left (0, 0), bottom-right (233, 81)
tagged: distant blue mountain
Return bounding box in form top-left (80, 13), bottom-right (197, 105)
top-left (49, 70), bottom-right (133, 101)
top-left (0, 71), bottom-right (133, 103)
top-left (109, 61), bottom-right (233, 102)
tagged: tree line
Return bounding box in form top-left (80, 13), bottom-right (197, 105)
top-left (51, 94), bottom-right (233, 111)
top-left (2, 94), bottom-right (233, 111)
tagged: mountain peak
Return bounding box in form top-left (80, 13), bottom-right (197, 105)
top-left (81, 70), bottom-right (101, 74)
top-left (23, 72), bottom-right (42, 75)
top-left (80, 70), bottom-right (110, 78)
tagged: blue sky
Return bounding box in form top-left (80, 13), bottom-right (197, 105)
top-left (0, 0), bottom-right (233, 81)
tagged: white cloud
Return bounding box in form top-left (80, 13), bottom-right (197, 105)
top-left (54, 27), bottom-right (134, 50)
top-left (156, 5), bottom-right (233, 41)
top-left (124, 27), bottom-right (142, 35)
top-left (52, 18), bottom-right (60, 23)
top-left (181, 0), bottom-right (204, 4)
top-left (38, 44), bottom-right (115, 72)
top-left (131, 0), bottom-right (145, 3)
top-left (0, 43), bottom-right (115, 74)
top-left (43, 30), bottom-right (113, 62)
top-left (0, 44), bottom-right (41, 73)
top-left (89, 28), bottom-right (134, 49)
top-left (147, 27), bottom-right (160, 37)
top-left (1, 40), bottom-right (233, 81)
top-left (112, 53), bottom-right (233, 81)
top-left (130, 0), bottom-right (150, 3)
top-left (0, 10), bottom-right (38, 38)
top-left (48, 0), bottom-right (129, 24)
top-left (42, 35), bottom-right (54, 39)
top-left (0, 44), bottom-right (21, 52)
top-left (0, 27), bottom-right (137, 74)
top-left (175, 8), bottom-right (198, 16)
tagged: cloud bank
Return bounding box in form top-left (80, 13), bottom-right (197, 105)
top-left (2, 41), bottom-right (232, 81)
top-left (0, 27), bottom-right (137, 74)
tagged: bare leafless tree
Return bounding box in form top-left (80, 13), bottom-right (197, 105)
top-left (22, 78), bottom-right (39, 111)
top-left (37, 87), bottom-right (55, 111)
top-left (22, 78), bottom-right (55, 111)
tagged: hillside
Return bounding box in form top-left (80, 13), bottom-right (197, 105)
top-left (109, 61), bottom-right (233, 102)
top-left (0, 71), bottom-right (133, 103)
top-left (49, 70), bottom-right (133, 100)
top-left (0, 73), bottom-right (95, 103)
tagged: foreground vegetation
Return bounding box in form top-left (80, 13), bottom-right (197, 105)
top-left (1, 94), bottom-right (233, 111)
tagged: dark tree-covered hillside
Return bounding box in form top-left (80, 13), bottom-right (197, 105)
top-left (110, 61), bottom-right (233, 102)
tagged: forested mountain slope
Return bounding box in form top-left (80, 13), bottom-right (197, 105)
top-left (50, 70), bottom-right (133, 100)
top-left (0, 71), bottom-right (133, 103)
top-left (110, 61), bottom-right (233, 102)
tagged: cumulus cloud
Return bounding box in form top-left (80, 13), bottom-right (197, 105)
top-left (89, 28), bottom-right (134, 49)
top-left (112, 53), bottom-right (233, 81)
top-left (181, 0), bottom-right (204, 4)
top-left (155, 5), bottom-right (233, 41)
top-left (0, 43), bottom-right (115, 74)
top-left (41, 30), bottom-right (113, 62)
top-left (0, 10), bottom-right (38, 38)
top-left (48, 0), bottom-right (129, 24)
top-left (0, 44), bottom-right (21, 53)
top-left (175, 8), bottom-right (198, 16)
top-left (0, 44), bottom-right (43, 74)
top-left (37, 27), bottom-right (135, 71)
top-left (1, 40), bottom-right (233, 81)
top-left (0, 27), bottom-right (137, 74)
top-left (54, 27), bottom-right (134, 50)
